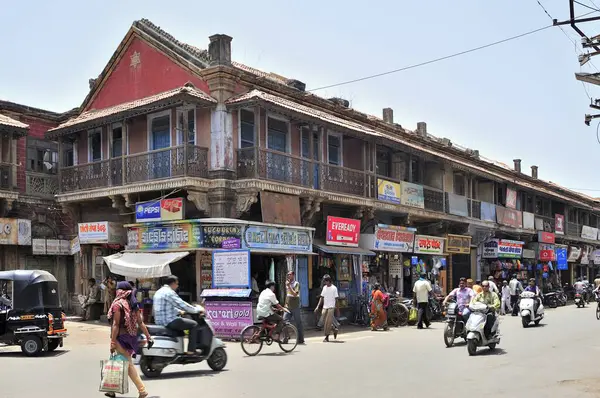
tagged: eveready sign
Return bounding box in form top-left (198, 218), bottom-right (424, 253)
top-left (326, 216), bottom-right (361, 247)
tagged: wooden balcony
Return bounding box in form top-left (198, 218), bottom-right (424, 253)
top-left (26, 172), bottom-right (58, 198)
top-left (59, 145), bottom-right (209, 193)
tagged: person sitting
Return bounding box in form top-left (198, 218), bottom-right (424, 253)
top-left (81, 278), bottom-right (101, 321)
top-left (256, 280), bottom-right (285, 333)
top-left (153, 275), bottom-right (201, 355)
top-left (524, 278), bottom-right (542, 314)
top-left (471, 281), bottom-right (500, 338)
top-left (443, 277), bottom-right (475, 320)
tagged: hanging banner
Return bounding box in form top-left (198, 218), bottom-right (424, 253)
top-left (592, 249), bottom-right (600, 265)
top-left (555, 246), bottom-right (568, 270)
top-left (538, 232), bottom-right (555, 244)
top-left (400, 182), bottom-right (425, 209)
top-left (581, 225), bottom-right (598, 241)
top-left (377, 178), bottom-right (401, 204)
top-left (414, 235), bottom-right (445, 255)
top-left (447, 193), bottom-right (468, 217)
top-left (523, 212), bottom-right (535, 230)
top-left (326, 216), bottom-right (360, 247)
top-left (555, 214), bottom-right (565, 235)
top-left (446, 234), bottom-right (472, 254)
top-left (496, 206), bottom-right (523, 228)
top-left (368, 225), bottom-right (416, 252)
top-left (480, 202), bottom-right (496, 222)
top-left (581, 246), bottom-right (591, 265)
top-left (568, 246), bottom-right (581, 262)
top-left (506, 187), bottom-right (517, 209)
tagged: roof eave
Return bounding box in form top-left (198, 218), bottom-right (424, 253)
top-left (0, 125), bottom-right (28, 137)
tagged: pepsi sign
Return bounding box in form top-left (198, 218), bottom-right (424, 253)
top-left (136, 201), bottom-right (161, 222)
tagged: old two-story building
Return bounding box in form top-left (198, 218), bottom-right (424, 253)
top-left (0, 102), bottom-right (77, 307)
top-left (0, 18), bottom-right (598, 316)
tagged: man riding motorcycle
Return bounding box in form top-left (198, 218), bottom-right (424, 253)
top-left (574, 278), bottom-right (588, 304)
top-left (524, 278), bottom-right (542, 314)
top-left (443, 277), bottom-right (475, 320)
top-left (470, 281), bottom-right (500, 338)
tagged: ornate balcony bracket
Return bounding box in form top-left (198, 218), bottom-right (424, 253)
top-left (0, 198), bottom-right (15, 217)
top-left (354, 206), bottom-right (375, 221)
top-left (236, 191), bottom-right (258, 218)
top-left (301, 197), bottom-right (322, 227)
top-left (187, 190), bottom-right (209, 215)
top-left (109, 195), bottom-right (131, 215)
top-left (61, 203), bottom-right (80, 224)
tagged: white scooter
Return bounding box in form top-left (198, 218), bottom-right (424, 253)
top-left (519, 291), bottom-right (544, 328)
top-left (465, 302), bottom-right (500, 356)
top-left (139, 305), bottom-right (227, 378)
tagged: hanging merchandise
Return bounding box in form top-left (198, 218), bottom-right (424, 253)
top-left (269, 258), bottom-right (275, 282)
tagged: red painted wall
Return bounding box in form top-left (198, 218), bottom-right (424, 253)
top-left (17, 117), bottom-right (58, 193)
top-left (87, 37), bottom-right (210, 111)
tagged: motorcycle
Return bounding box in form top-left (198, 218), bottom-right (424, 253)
top-left (138, 306), bottom-right (227, 378)
top-left (465, 302), bottom-right (500, 356)
top-left (575, 292), bottom-right (585, 308)
top-left (519, 291), bottom-right (544, 327)
top-left (543, 291), bottom-right (558, 309)
top-left (443, 300), bottom-right (467, 347)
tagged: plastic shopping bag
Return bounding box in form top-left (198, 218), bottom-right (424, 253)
top-left (99, 354), bottom-right (129, 394)
top-left (408, 307), bottom-right (417, 323)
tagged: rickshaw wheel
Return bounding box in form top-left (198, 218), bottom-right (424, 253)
top-left (21, 336), bottom-right (42, 356)
top-left (47, 339), bottom-right (61, 352)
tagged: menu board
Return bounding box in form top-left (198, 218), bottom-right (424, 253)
top-left (212, 249), bottom-right (251, 289)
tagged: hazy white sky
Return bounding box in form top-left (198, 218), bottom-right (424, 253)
top-left (1, 0), bottom-right (598, 194)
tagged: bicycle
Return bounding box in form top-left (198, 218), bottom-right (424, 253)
top-left (595, 293), bottom-right (600, 320)
top-left (350, 295), bottom-right (370, 326)
top-left (240, 310), bottom-right (298, 356)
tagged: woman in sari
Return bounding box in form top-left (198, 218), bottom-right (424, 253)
top-left (106, 281), bottom-right (152, 398)
top-left (370, 284), bottom-right (388, 331)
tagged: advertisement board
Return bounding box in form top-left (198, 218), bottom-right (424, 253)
top-left (244, 225), bottom-right (312, 252)
top-left (135, 198), bottom-right (184, 223)
top-left (371, 225), bottom-right (415, 252)
top-left (204, 301), bottom-right (253, 339)
top-left (212, 249), bottom-right (251, 289)
top-left (127, 222), bottom-right (202, 250)
top-left (414, 235), bottom-right (445, 255)
top-left (326, 216), bottom-right (361, 247)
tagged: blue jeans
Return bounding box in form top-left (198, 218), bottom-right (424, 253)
top-left (284, 307), bottom-right (305, 343)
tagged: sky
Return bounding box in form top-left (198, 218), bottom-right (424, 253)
top-left (1, 0), bottom-right (599, 194)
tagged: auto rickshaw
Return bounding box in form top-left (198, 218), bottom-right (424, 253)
top-left (0, 270), bottom-right (68, 356)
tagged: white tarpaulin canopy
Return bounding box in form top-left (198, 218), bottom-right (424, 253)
top-left (103, 252), bottom-right (190, 278)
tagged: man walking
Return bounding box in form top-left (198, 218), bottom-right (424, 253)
top-left (314, 275), bottom-right (339, 342)
top-left (500, 280), bottom-right (512, 315)
top-left (413, 273), bottom-right (432, 329)
top-left (284, 271), bottom-right (305, 344)
top-left (509, 274), bottom-right (523, 316)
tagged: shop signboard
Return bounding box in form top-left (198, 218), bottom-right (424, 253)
top-left (581, 225), bottom-right (598, 241)
top-left (18, 219), bottom-right (31, 245)
top-left (581, 246), bottom-right (591, 265)
top-left (568, 246), bottom-right (581, 262)
top-left (46, 239), bottom-right (60, 255)
top-left (212, 249), bottom-right (251, 289)
top-left (592, 249), bottom-right (600, 265)
top-left (446, 234), bottom-right (472, 254)
top-left (126, 222), bottom-right (202, 250)
top-left (370, 224), bottom-right (415, 252)
top-left (32, 239), bottom-right (46, 255)
top-left (244, 225), bottom-right (312, 252)
top-left (483, 239), bottom-right (524, 259)
top-left (483, 240), bottom-right (499, 258)
top-left (204, 301), bottom-right (253, 339)
top-left (538, 232), bottom-right (555, 244)
top-left (400, 182), bottom-right (425, 209)
top-left (377, 178), bottom-right (401, 204)
top-left (326, 216), bottom-right (360, 247)
top-left (201, 225), bottom-right (243, 249)
top-left (59, 240), bottom-right (70, 255)
top-left (539, 244), bottom-right (555, 262)
top-left (555, 246), bottom-right (568, 270)
top-left (135, 198), bottom-right (184, 223)
top-left (496, 206), bottom-right (523, 228)
top-left (260, 192), bottom-right (301, 226)
top-left (0, 218), bottom-right (31, 246)
top-left (78, 222), bottom-right (125, 245)
top-left (70, 236), bottom-right (81, 255)
top-left (506, 187), bottom-right (517, 209)
top-left (555, 214), bottom-right (565, 235)
top-left (522, 249), bottom-right (536, 259)
top-left (523, 212), bottom-right (535, 230)
top-left (414, 235), bottom-right (445, 255)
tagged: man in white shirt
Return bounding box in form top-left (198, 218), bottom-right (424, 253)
top-left (500, 280), bottom-right (512, 315)
top-left (413, 273), bottom-right (432, 329)
top-left (487, 276), bottom-right (499, 294)
top-left (256, 281), bottom-right (285, 332)
top-left (509, 275), bottom-right (523, 316)
top-left (314, 274), bottom-right (339, 342)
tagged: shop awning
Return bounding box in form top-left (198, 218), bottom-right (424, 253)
top-left (313, 241), bottom-right (376, 256)
top-left (103, 252), bottom-right (190, 278)
top-left (248, 248), bottom-right (316, 256)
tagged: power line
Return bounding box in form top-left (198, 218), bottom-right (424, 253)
top-left (308, 25), bottom-right (552, 92)
top-left (573, 0), bottom-right (600, 13)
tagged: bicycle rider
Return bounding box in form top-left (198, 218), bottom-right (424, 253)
top-left (256, 280), bottom-right (286, 334)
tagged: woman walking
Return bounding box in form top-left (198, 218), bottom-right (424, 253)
top-left (370, 284), bottom-right (389, 331)
top-left (106, 281), bottom-right (152, 398)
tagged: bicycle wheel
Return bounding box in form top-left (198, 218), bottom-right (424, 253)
top-left (596, 303), bottom-right (600, 320)
top-left (396, 303), bottom-right (409, 326)
top-left (240, 325), bottom-right (263, 356)
top-left (278, 324), bottom-right (298, 353)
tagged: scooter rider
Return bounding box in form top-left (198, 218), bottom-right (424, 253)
top-left (470, 281), bottom-right (500, 338)
top-left (574, 277), bottom-right (586, 302)
top-left (524, 278), bottom-right (541, 314)
top-left (443, 277), bottom-right (475, 320)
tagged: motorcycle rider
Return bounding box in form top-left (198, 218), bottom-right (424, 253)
top-left (443, 277), bottom-right (475, 320)
top-left (470, 281), bottom-right (500, 338)
top-left (524, 278), bottom-right (542, 315)
top-left (574, 277), bottom-right (587, 303)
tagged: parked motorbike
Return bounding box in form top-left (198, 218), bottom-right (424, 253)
top-left (465, 302), bottom-right (500, 356)
top-left (443, 300), bottom-right (467, 347)
top-left (138, 306), bottom-right (227, 378)
top-left (543, 291), bottom-right (558, 309)
top-left (555, 288), bottom-right (568, 307)
top-left (575, 292), bottom-right (585, 308)
top-left (519, 291), bottom-right (544, 327)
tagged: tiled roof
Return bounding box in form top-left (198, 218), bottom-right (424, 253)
top-left (0, 113), bottom-right (28, 129)
top-left (227, 89), bottom-right (381, 137)
top-left (49, 85), bottom-right (216, 134)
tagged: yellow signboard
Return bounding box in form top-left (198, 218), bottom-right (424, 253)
top-left (377, 178), bottom-right (401, 204)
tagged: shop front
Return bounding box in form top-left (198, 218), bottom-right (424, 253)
top-left (360, 224), bottom-right (416, 296)
top-left (412, 235), bottom-right (447, 295)
top-left (579, 246), bottom-right (593, 281)
top-left (446, 234), bottom-right (472, 292)
top-left (529, 232), bottom-right (558, 290)
top-left (78, 221), bottom-right (126, 289)
top-left (481, 238), bottom-right (526, 282)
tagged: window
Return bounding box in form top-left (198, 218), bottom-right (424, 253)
top-left (496, 183), bottom-right (506, 206)
top-left (63, 143), bottom-right (74, 167)
top-left (177, 109), bottom-right (195, 145)
top-left (453, 172), bottom-right (466, 196)
top-left (88, 129), bottom-right (102, 162)
top-left (111, 124), bottom-right (123, 158)
top-left (376, 148), bottom-right (390, 177)
top-left (300, 128), bottom-right (320, 160)
top-left (267, 117), bottom-right (288, 152)
top-left (327, 133), bottom-right (342, 166)
top-left (410, 157), bottom-right (422, 183)
top-left (240, 109), bottom-right (255, 148)
top-left (27, 139), bottom-right (58, 174)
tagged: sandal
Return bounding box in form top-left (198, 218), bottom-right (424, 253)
top-left (138, 392), bottom-right (149, 398)
top-left (104, 393), bottom-right (116, 398)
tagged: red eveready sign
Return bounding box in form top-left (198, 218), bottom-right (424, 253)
top-left (326, 216), bottom-right (361, 247)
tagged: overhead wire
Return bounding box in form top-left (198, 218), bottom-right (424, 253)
top-left (573, 0), bottom-right (600, 13)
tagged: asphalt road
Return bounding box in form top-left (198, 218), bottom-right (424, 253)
top-left (2, 304), bottom-right (600, 398)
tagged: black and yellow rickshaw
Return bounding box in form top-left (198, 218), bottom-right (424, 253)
top-left (0, 270), bottom-right (68, 356)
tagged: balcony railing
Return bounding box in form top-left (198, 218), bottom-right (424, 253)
top-left (59, 145), bottom-right (208, 193)
top-left (26, 172), bottom-right (58, 198)
top-left (567, 222), bottom-right (582, 237)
